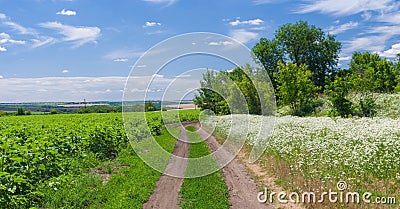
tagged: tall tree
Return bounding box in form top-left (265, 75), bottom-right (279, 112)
top-left (253, 20), bottom-right (341, 91)
top-left (349, 52), bottom-right (395, 93)
top-left (276, 62), bottom-right (320, 116)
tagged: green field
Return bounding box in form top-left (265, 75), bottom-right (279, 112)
top-left (0, 110), bottom-right (199, 209)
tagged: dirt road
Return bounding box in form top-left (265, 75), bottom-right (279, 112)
top-left (143, 123), bottom-right (273, 209)
top-left (143, 126), bottom-right (189, 209)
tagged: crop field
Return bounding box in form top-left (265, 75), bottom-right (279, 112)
top-left (203, 114), bottom-right (400, 207)
top-left (0, 110), bottom-right (199, 208)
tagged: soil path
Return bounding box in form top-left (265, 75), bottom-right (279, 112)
top-left (143, 125), bottom-right (189, 209)
top-left (194, 123), bottom-right (273, 209)
top-left (144, 123), bottom-right (275, 209)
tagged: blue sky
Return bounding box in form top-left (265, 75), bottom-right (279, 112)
top-left (1, 0), bottom-right (400, 102)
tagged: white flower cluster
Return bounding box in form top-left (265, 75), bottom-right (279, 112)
top-left (203, 115), bottom-right (400, 180)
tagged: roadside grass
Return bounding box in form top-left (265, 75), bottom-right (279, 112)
top-left (41, 128), bottom-right (179, 209)
top-left (179, 126), bottom-right (230, 209)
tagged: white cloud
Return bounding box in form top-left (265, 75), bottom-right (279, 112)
top-left (339, 56), bottom-right (352, 61)
top-left (0, 13), bottom-right (6, 19)
top-left (378, 43), bottom-right (400, 58)
top-left (142, 0), bottom-right (177, 6)
top-left (62, 69), bottom-right (69, 73)
top-left (31, 37), bottom-right (56, 48)
top-left (104, 49), bottom-right (143, 60)
top-left (39, 21), bottom-right (101, 47)
top-left (0, 76), bottom-right (127, 102)
top-left (296, 0), bottom-right (397, 16)
top-left (3, 21), bottom-right (37, 35)
top-left (113, 58), bottom-right (129, 62)
top-left (229, 19), bottom-right (264, 26)
top-left (144, 21), bottom-right (161, 27)
top-left (56, 9), bottom-right (77, 16)
top-left (343, 35), bottom-right (387, 54)
top-left (208, 41), bottom-right (233, 46)
top-left (327, 21), bottom-right (358, 35)
top-left (0, 46), bottom-right (7, 52)
top-left (136, 64), bottom-right (147, 68)
top-left (0, 32), bottom-right (26, 45)
top-left (230, 29), bottom-right (259, 44)
top-left (0, 75), bottom-right (3, 79)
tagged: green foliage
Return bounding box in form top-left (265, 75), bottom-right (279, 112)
top-left (253, 20), bottom-right (341, 90)
top-left (0, 110), bottom-right (6, 117)
top-left (145, 102), bottom-right (157, 112)
top-left (194, 65), bottom-right (275, 116)
top-left (325, 73), bottom-right (354, 117)
top-left (16, 107), bottom-right (25, 116)
top-left (356, 93), bottom-right (377, 117)
top-left (50, 109), bottom-right (57, 114)
top-left (276, 62), bottom-right (320, 116)
top-left (42, 128), bottom-right (178, 209)
top-left (179, 128), bottom-right (230, 209)
top-left (0, 110), bottom-right (199, 208)
top-left (349, 52), bottom-right (396, 93)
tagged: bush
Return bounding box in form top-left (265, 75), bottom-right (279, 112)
top-left (356, 94), bottom-right (377, 117)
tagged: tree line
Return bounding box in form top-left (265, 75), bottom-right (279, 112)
top-left (194, 20), bottom-right (400, 117)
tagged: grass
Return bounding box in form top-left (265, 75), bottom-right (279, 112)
top-left (41, 128), bottom-right (179, 209)
top-left (179, 126), bottom-right (230, 209)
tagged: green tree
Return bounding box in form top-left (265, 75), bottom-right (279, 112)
top-left (17, 107), bottom-right (25, 116)
top-left (194, 65), bottom-right (274, 115)
top-left (325, 71), bottom-right (354, 117)
top-left (349, 52), bottom-right (395, 93)
top-left (276, 62), bottom-right (320, 116)
top-left (145, 101), bottom-right (157, 112)
top-left (0, 110), bottom-right (5, 117)
top-left (253, 20), bottom-right (341, 91)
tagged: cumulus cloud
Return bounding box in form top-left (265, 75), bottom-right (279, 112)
top-left (56, 9), bottom-right (77, 16)
top-left (0, 13), bottom-right (6, 19)
top-left (143, 21), bottom-right (161, 27)
top-left (0, 46), bottom-right (7, 52)
top-left (378, 43), bottom-right (400, 58)
top-left (39, 21), bottom-right (101, 47)
top-left (339, 56), bottom-right (352, 61)
top-left (229, 29), bottom-right (259, 44)
top-left (0, 32), bottom-right (26, 45)
top-left (229, 19), bottom-right (264, 26)
top-left (327, 21), bottom-right (358, 35)
top-left (62, 69), bottom-right (69, 73)
top-left (0, 76), bottom-right (127, 102)
top-left (0, 75), bottom-right (199, 102)
top-left (0, 75), bottom-right (3, 79)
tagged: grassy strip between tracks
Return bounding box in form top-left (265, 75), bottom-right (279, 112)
top-left (179, 126), bottom-right (230, 209)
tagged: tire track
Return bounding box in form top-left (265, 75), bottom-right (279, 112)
top-left (143, 126), bottom-right (189, 209)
